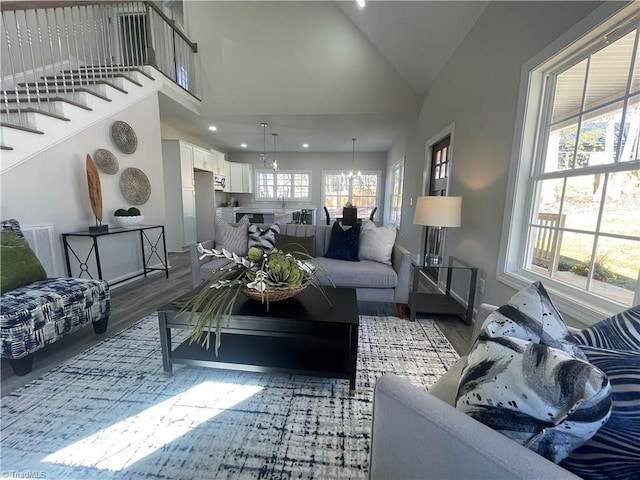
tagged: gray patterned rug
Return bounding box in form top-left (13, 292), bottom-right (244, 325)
top-left (1, 314), bottom-right (459, 479)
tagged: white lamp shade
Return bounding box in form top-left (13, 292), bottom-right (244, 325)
top-left (413, 196), bottom-right (462, 227)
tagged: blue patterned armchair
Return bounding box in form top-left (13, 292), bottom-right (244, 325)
top-left (1, 219), bottom-right (111, 375)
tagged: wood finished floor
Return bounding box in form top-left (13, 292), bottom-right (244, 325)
top-left (1, 252), bottom-right (473, 396)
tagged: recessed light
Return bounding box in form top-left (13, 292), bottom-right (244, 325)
top-left (303, 143), bottom-right (309, 148)
top-left (357, 0), bottom-right (366, 8)
top-left (241, 143), bottom-right (247, 148)
top-left (208, 125), bottom-right (217, 131)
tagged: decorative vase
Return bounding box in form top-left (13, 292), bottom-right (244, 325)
top-left (115, 214), bottom-right (144, 227)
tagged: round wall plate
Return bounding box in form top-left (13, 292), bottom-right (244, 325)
top-left (94, 148), bottom-right (119, 175)
top-left (111, 120), bottom-right (138, 154)
top-left (119, 167), bottom-right (151, 205)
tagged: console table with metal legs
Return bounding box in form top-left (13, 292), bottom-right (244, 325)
top-left (62, 225), bottom-right (169, 286)
top-left (410, 256), bottom-right (478, 324)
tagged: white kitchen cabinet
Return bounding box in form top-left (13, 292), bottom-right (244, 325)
top-left (193, 146), bottom-right (215, 172)
top-left (211, 150), bottom-right (225, 174)
top-left (179, 143), bottom-right (194, 188)
top-left (242, 163), bottom-right (253, 193)
top-left (162, 140), bottom-right (199, 251)
top-left (228, 162), bottom-right (244, 193)
top-left (225, 161), bottom-right (253, 193)
top-left (217, 207), bottom-right (236, 223)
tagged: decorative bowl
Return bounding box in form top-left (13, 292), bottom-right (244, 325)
top-left (241, 282), bottom-right (309, 302)
top-left (115, 215), bottom-right (144, 227)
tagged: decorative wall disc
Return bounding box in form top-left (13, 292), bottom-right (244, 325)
top-left (119, 167), bottom-right (151, 205)
top-left (110, 120), bottom-right (138, 154)
top-left (94, 148), bottom-right (119, 175)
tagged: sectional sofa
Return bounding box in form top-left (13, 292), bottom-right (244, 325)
top-left (190, 222), bottom-right (412, 317)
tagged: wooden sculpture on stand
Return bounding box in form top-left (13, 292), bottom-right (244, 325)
top-left (86, 154), bottom-right (108, 233)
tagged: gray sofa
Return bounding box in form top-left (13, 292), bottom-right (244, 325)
top-left (369, 304), bottom-right (581, 479)
top-left (190, 223), bottom-right (411, 316)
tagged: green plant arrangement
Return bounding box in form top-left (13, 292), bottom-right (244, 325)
top-left (113, 207), bottom-right (144, 227)
top-left (175, 244), bottom-right (333, 354)
top-left (114, 207), bottom-right (141, 216)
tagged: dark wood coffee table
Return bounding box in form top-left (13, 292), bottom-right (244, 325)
top-left (157, 287), bottom-right (359, 394)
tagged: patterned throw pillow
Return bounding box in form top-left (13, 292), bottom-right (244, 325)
top-left (456, 281), bottom-right (612, 463)
top-left (214, 215), bottom-right (250, 256)
top-left (325, 222), bottom-right (360, 262)
top-left (560, 305), bottom-right (640, 480)
top-left (248, 223), bottom-right (280, 253)
top-left (358, 221), bottom-right (396, 265)
top-left (571, 305), bottom-right (640, 351)
top-left (561, 346), bottom-right (640, 480)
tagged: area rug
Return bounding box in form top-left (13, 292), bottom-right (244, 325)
top-left (1, 315), bottom-right (459, 479)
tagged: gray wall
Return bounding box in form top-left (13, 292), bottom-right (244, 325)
top-left (389, 1), bottom-right (604, 317)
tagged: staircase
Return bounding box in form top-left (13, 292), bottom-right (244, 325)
top-left (0, 1), bottom-right (199, 172)
top-left (1, 65), bottom-right (161, 172)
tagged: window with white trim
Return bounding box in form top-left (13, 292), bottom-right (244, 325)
top-left (255, 170), bottom-right (311, 201)
top-left (501, 5), bottom-right (640, 320)
top-left (388, 159), bottom-right (404, 227)
top-left (322, 171), bottom-right (381, 219)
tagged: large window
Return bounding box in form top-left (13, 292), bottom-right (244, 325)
top-left (255, 170), bottom-right (311, 201)
top-left (501, 4), bottom-right (640, 322)
top-left (388, 158), bottom-right (404, 227)
top-left (323, 171), bottom-right (381, 219)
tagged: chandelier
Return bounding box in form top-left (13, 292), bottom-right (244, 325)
top-left (340, 138), bottom-right (362, 189)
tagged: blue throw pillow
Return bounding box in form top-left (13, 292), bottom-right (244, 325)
top-left (561, 345), bottom-right (640, 480)
top-left (571, 305), bottom-right (640, 351)
top-left (325, 222), bottom-right (360, 262)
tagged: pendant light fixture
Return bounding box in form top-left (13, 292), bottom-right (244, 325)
top-left (259, 122), bottom-right (271, 167)
top-left (340, 138), bottom-right (361, 191)
top-left (351, 138), bottom-right (361, 177)
top-left (272, 133), bottom-right (278, 171)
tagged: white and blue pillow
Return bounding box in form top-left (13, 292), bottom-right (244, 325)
top-left (248, 223), bottom-right (280, 254)
top-left (456, 282), bottom-right (612, 463)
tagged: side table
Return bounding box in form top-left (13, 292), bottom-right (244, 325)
top-left (409, 256), bottom-right (478, 324)
top-left (62, 225), bottom-right (169, 286)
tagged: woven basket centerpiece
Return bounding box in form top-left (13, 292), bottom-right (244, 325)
top-left (241, 281), bottom-right (309, 302)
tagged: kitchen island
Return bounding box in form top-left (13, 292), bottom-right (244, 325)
top-left (216, 207), bottom-right (317, 224)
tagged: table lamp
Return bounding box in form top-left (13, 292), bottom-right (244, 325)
top-left (413, 196), bottom-right (462, 266)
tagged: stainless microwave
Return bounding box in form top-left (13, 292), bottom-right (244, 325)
top-left (214, 174), bottom-right (226, 191)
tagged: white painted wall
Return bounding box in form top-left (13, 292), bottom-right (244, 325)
top-left (388, 1), bottom-right (603, 319)
top-left (0, 95), bottom-right (166, 284)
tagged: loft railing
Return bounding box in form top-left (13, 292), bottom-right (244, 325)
top-left (1, 1), bottom-right (199, 130)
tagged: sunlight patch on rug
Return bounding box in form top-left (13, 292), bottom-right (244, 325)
top-left (1, 314), bottom-right (458, 480)
top-left (42, 381), bottom-right (263, 471)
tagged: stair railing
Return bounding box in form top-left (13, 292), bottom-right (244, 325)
top-left (1, 1), bottom-right (199, 132)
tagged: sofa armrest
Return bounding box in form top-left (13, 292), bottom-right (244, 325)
top-left (190, 240), bottom-right (214, 288)
top-left (369, 374), bottom-right (579, 480)
top-left (391, 243), bottom-right (411, 304)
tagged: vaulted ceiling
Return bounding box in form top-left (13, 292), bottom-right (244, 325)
top-left (158, 1), bottom-right (489, 153)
